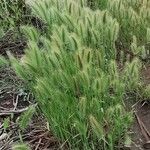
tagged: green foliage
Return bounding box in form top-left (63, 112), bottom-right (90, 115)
top-left (18, 106), bottom-right (35, 130)
top-left (142, 85), bottom-right (150, 98)
top-left (12, 143), bottom-right (31, 150)
top-left (8, 0), bottom-right (144, 149)
top-left (0, 0), bottom-right (26, 31)
top-left (91, 0), bottom-right (150, 59)
top-left (3, 117), bottom-right (10, 131)
top-left (87, 0), bottom-right (109, 10)
top-left (0, 56), bottom-right (8, 66)
top-left (31, 0), bottom-right (119, 60)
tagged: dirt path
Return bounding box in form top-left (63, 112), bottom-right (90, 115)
top-left (131, 66), bottom-right (150, 150)
top-left (131, 102), bottom-right (150, 150)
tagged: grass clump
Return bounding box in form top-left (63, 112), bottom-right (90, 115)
top-left (0, 0), bottom-right (27, 34)
top-left (8, 0), bottom-right (143, 149)
top-left (90, 0), bottom-right (150, 61)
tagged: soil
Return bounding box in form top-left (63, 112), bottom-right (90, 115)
top-left (131, 101), bottom-right (150, 150)
top-left (0, 30), bottom-right (26, 57)
top-left (0, 27), bottom-right (63, 150)
top-left (0, 68), bottom-right (61, 150)
top-left (130, 65), bottom-right (150, 150)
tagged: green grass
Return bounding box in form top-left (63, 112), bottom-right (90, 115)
top-left (91, 0), bottom-right (150, 60)
top-left (0, 0), bottom-right (149, 149)
top-left (7, 0), bottom-right (146, 149)
top-left (0, 0), bottom-right (26, 31)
